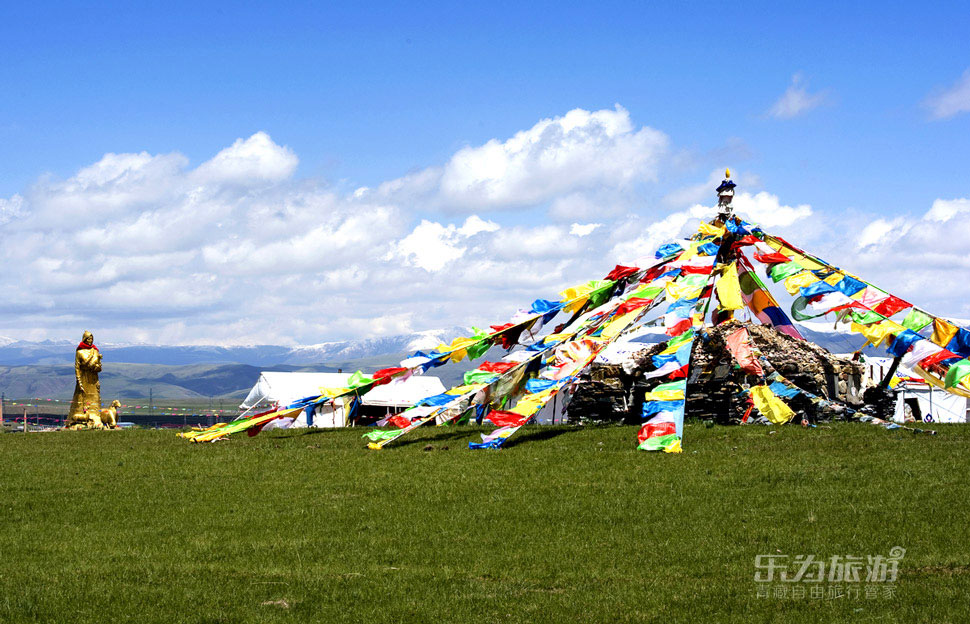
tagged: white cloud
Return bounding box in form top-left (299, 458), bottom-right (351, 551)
top-left (924, 69), bottom-right (970, 119)
top-left (388, 215), bottom-right (499, 272)
top-left (731, 191), bottom-right (813, 228)
top-left (767, 74), bottom-right (828, 119)
top-left (924, 197), bottom-right (970, 222)
top-left (378, 105), bottom-right (669, 211)
top-left (192, 131), bottom-right (298, 185)
top-left (609, 204), bottom-right (715, 266)
top-left (457, 214), bottom-right (500, 237)
top-left (4, 108), bottom-right (964, 347)
top-left (786, 198), bottom-right (970, 320)
top-left (570, 222), bottom-right (601, 237)
top-left (0, 194), bottom-right (24, 225)
top-left (489, 225), bottom-right (581, 260)
top-left (856, 217), bottom-right (908, 248)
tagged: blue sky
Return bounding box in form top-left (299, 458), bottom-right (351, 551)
top-left (1, 2), bottom-right (968, 344)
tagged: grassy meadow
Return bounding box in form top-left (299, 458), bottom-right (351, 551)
top-left (1, 423), bottom-right (969, 623)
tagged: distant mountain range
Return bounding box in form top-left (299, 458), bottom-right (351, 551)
top-left (0, 327), bottom-right (481, 400)
top-left (0, 321), bottom-right (896, 401)
top-left (0, 327), bottom-right (470, 367)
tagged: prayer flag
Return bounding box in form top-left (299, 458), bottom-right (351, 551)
top-left (750, 385), bottom-right (795, 424)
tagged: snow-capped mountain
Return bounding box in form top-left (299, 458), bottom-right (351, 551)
top-left (0, 327), bottom-right (471, 367)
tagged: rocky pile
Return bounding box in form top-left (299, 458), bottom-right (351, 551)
top-left (568, 320), bottom-right (867, 424)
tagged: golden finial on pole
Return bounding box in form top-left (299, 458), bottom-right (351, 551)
top-left (725, 167), bottom-right (731, 179)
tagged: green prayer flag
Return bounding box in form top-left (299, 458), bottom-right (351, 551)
top-left (638, 433), bottom-right (680, 452)
top-left (680, 274), bottom-right (709, 288)
top-left (901, 308), bottom-right (933, 333)
top-left (587, 280), bottom-right (614, 308)
top-left (463, 370), bottom-right (500, 385)
top-left (666, 329), bottom-right (695, 349)
top-left (361, 430), bottom-right (401, 442)
top-left (791, 296), bottom-right (822, 322)
top-left (654, 380), bottom-right (687, 393)
top-left (768, 261), bottom-right (802, 283)
top-left (849, 309), bottom-right (885, 325)
top-left (464, 327), bottom-right (492, 360)
top-left (944, 359), bottom-right (970, 389)
top-left (347, 370), bottom-right (375, 388)
top-left (628, 285), bottom-right (663, 300)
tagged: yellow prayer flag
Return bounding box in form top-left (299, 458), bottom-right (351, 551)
top-left (665, 281), bottom-right (702, 302)
top-left (931, 318), bottom-right (959, 348)
top-left (783, 271), bottom-right (819, 295)
top-left (716, 262), bottom-right (744, 310)
top-left (643, 389), bottom-right (685, 402)
top-left (663, 439), bottom-right (683, 453)
top-left (600, 311), bottom-right (640, 339)
top-left (750, 385), bottom-right (795, 424)
top-left (851, 320), bottom-right (903, 348)
top-left (697, 222), bottom-right (726, 238)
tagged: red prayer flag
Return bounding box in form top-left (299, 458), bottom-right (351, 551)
top-left (668, 364), bottom-right (689, 379)
top-left (920, 349), bottom-right (959, 369)
top-left (388, 415), bottom-right (412, 429)
top-left (641, 265), bottom-right (668, 284)
top-left (725, 327), bottom-right (765, 377)
top-left (604, 265), bottom-right (639, 281)
top-left (753, 251), bottom-right (790, 265)
top-left (485, 410), bottom-right (528, 427)
top-left (614, 297), bottom-right (653, 317)
top-left (680, 264), bottom-right (714, 275)
top-left (666, 318), bottom-right (692, 337)
top-left (478, 361), bottom-right (517, 374)
top-left (372, 367), bottom-right (407, 385)
top-left (872, 295), bottom-right (911, 318)
top-left (637, 420), bottom-right (676, 443)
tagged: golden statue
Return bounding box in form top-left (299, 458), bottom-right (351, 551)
top-left (100, 400), bottom-right (122, 428)
top-left (66, 331), bottom-right (107, 429)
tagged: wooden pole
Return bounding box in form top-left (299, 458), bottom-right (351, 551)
top-left (23, 407), bottom-right (28, 433)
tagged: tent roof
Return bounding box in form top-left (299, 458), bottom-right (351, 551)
top-left (239, 372), bottom-right (445, 410)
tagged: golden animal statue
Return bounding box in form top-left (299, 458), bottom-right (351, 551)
top-left (99, 400), bottom-right (122, 429)
top-left (65, 331), bottom-right (112, 430)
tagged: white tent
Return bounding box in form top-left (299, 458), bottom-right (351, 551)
top-left (239, 372), bottom-right (446, 428)
top-left (860, 357), bottom-right (968, 423)
top-left (894, 382), bottom-right (968, 424)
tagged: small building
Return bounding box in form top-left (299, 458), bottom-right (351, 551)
top-left (239, 372), bottom-right (446, 428)
top-left (860, 356), bottom-right (969, 423)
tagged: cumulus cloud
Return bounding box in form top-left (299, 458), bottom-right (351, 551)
top-left (609, 204), bottom-right (716, 266)
top-left (388, 215), bottom-right (499, 272)
top-left (377, 105), bottom-right (669, 211)
top-left (767, 74), bottom-right (828, 119)
top-left (0, 194), bottom-right (24, 226)
top-left (3, 107), bottom-right (963, 346)
top-left (570, 223), bottom-right (601, 237)
top-left (731, 191), bottom-right (813, 228)
top-left (924, 69), bottom-right (970, 120)
top-left (856, 217), bottom-right (908, 248)
top-left (192, 132), bottom-right (299, 185)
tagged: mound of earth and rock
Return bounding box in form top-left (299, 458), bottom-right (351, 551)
top-left (568, 320), bottom-right (871, 425)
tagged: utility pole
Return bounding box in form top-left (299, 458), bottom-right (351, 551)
top-left (23, 407), bottom-right (28, 433)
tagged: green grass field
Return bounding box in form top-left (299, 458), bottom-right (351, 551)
top-left (1, 423), bottom-right (969, 623)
